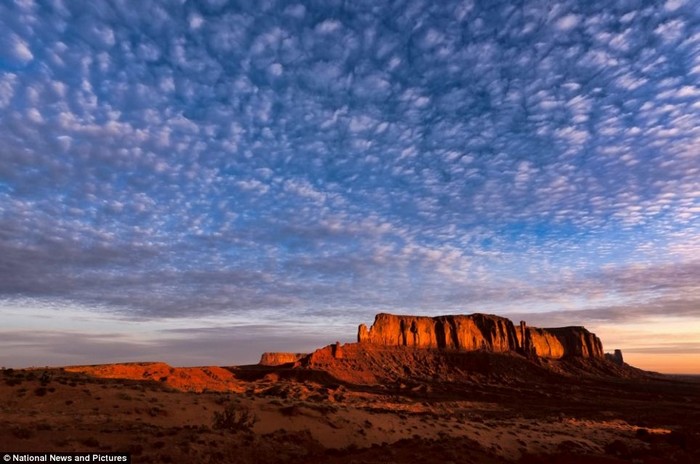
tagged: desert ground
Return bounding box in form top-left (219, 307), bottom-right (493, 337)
top-left (1, 347), bottom-right (699, 464)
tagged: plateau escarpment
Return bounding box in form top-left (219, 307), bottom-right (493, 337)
top-left (358, 313), bottom-right (604, 360)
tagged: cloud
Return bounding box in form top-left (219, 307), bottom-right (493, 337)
top-left (0, 324), bottom-right (346, 368)
top-left (189, 14), bottom-right (204, 31)
top-left (0, 73), bottom-right (17, 107)
top-left (623, 343), bottom-right (700, 354)
top-left (0, 0), bottom-right (698, 367)
top-left (555, 14), bottom-right (580, 31)
top-left (664, 0), bottom-right (687, 12)
top-left (509, 296), bottom-right (700, 327)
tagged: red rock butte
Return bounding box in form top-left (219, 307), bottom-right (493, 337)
top-left (357, 313), bottom-right (604, 359)
top-left (259, 352), bottom-right (307, 366)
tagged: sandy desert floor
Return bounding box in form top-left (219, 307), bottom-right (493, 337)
top-left (1, 360), bottom-right (699, 463)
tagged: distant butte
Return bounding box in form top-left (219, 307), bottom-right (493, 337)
top-left (65, 313), bottom-right (630, 392)
top-left (259, 352), bottom-right (307, 366)
top-left (289, 312), bottom-right (632, 385)
top-left (357, 313), bottom-right (605, 359)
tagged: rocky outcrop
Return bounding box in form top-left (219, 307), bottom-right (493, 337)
top-left (605, 349), bottom-right (624, 365)
top-left (305, 342), bottom-right (346, 366)
top-left (358, 313), bottom-right (604, 360)
top-left (259, 352), bottom-right (307, 366)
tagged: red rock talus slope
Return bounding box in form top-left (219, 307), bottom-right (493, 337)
top-left (358, 313), bottom-right (603, 359)
top-left (301, 342), bottom-right (632, 386)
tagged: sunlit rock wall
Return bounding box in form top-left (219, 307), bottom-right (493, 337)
top-left (358, 313), bottom-right (604, 359)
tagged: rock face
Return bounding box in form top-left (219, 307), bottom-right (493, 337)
top-left (524, 326), bottom-right (604, 359)
top-left (358, 313), bottom-right (604, 360)
top-left (259, 352), bottom-right (307, 366)
top-left (358, 313), bottom-right (519, 352)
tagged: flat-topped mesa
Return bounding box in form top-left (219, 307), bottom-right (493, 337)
top-left (358, 313), bottom-right (604, 360)
top-left (358, 313), bottom-right (519, 352)
top-left (259, 352), bottom-right (307, 366)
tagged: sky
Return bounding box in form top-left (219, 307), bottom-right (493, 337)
top-left (0, 0), bottom-right (699, 373)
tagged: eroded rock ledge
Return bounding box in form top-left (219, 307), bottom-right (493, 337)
top-left (358, 313), bottom-right (604, 359)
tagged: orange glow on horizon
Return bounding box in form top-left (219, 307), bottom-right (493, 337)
top-left (623, 353), bottom-right (700, 375)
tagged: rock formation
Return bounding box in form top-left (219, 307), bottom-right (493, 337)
top-left (358, 313), bottom-right (519, 352)
top-left (605, 349), bottom-right (624, 365)
top-left (358, 313), bottom-right (604, 360)
top-left (523, 325), bottom-right (604, 359)
top-left (259, 352), bottom-right (307, 366)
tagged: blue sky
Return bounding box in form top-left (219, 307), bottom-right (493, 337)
top-left (1, 0), bottom-right (699, 372)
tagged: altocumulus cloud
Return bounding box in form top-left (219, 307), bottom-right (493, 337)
top-left (0, 0), bottom-right (699, 365)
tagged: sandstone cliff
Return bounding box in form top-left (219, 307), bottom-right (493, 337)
top-left (259, 352), bottom-right (307, 366)
top-left (523, 326), bottom-right (604, 359)
top-left (358, 313), bottom-right (519, 352)
top-left (358, 313), bottom-right (604, 360)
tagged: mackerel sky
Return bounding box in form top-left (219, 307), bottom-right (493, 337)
top-left (1, 0), bottom-right (699, 371)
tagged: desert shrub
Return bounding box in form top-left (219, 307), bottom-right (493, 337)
top-left (604, 439), bottom-right (631, 457)
top-left (214, 395), bottom-right (232, 405)
top-left (212, 403), bottom-right (257, 433)
top-left (80, 437), bottom-right (100, 448)
top-left (12, 427), bottom-right (34, 439)
top-left (344, 443), bottom-right (359, 453)
top-left (34, 387), bottom-right (48, 396)
top-left (127, 444), bottom-right (144, 456)
top-left (279, 405), bottom-right (301, 417)
top-left (668, 430), bottom-right (688, 449)
top-left (149, 406), bottom-right (168, 417)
